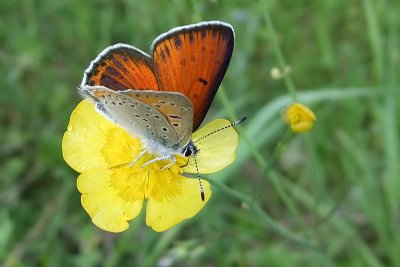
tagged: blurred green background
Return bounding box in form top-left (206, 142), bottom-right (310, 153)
top-left (1, 0), bottom-right (399, 266)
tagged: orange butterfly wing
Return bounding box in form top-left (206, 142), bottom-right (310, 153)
top-left (81, 44), bottom-right (159, 90)
top-left (151, 22), bottom-right (234, 130)
top-left (81, 22), bottom-right (234, 131)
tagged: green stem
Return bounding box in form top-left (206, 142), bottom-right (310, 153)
top-left (264, 128), bottom-right (292, 172)
top-left (259, 0), bottom-right (298, 100)
top-left (209, 179), bottom-right (317, 249)
top-left (218, 85), bottom-right (239, 120)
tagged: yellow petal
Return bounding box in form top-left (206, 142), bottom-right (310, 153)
top-left (290, 121), bottom-right (314, 132)
top-left (78, 169), bottom-right (143, 233)
top-left (62, 100), bottom-right (114, 172)
top-left (183, 119), bottom-right (238, 174)
top-left (62, 100), bottom-right (141, 172)
top-left (145, 177), bottom-right (211, 232)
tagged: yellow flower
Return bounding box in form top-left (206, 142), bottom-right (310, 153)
top-left (284, 102), bottom-right (316, 133)
top-left (62, 100), bottom-right (238, 232)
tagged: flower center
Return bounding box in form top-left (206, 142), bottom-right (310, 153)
top-left (111, 154), bottom-right (185, 202)
top-left (102, 127), bottom-right (188, 202)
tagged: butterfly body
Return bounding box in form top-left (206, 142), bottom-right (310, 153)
top-left (80, 85), bottom-right (199, 166)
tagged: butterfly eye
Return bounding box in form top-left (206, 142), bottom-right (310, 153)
top-left (182, 142), bottom-right (198, 158)
top-left (184, 148), bottom-right (192, 157)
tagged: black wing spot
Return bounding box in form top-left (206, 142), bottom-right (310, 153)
top-left (146, 106), bottom-right (151, 110)
top-left (162, 134), bottom-right (167, 138)
top-left (145, 113), bottom-right (150, 117)
top-left (189, 32), bottom-right (195, 42)
top-left (130, 104), bottom-right (136, 108)
top-left (111, 101), bottom-right (116, 105)
top-left (174, 36), bottom-right (182, 48)
top-left (154, 115), bottom-right (160, 119)
top-left (169, 102), bottom-right (176, 106)
top-left (162, 127), bottom-right (168, 132)
top-left (172, 123), bottom-right (179, 127)
top-left (142, 118), bottom-right (149, 122)
top-left (145, 124), bottom-right (151, 128)
top-left (211, 28), bottom-right (218, 37)
top-left (168, 114), bottom-right (182, 119)
top-left (118, 102), bottom-right (123, 105)
top-left (154, 104), bottom-right (162, 108)
top-left (160, 50), bottom-right (166, 61)
top-left (198, 78), bottom-right (208, 85)
top-left (160, 100), bottom-right (166, 104)
top-left (135, 114), bottom-right (140, 118)
top-left (164, 45), bottom-right (170, 57)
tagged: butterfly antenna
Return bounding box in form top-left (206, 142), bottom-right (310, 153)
top-left (194, 116), bottom-right (247, 143)
top-left (193, 155), bottom-right (205, 201)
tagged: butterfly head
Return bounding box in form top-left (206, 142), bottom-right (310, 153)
top-left (181, 140), bottom-right (199, 158)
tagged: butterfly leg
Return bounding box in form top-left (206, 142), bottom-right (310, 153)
top-left (158, 156), bottom-right (177, 171)
top-left (141, 155), bottom-right (176, 171)
top-left (130, 148), bottom-right (149, 167)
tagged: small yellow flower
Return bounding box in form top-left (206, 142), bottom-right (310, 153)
top-left (284, 102), bottom-right (316, 133)
top-left (62, 100), bottom-right (238, 232)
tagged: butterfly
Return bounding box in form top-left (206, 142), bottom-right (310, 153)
top-left (79, 21), bottom-right (236, 199)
